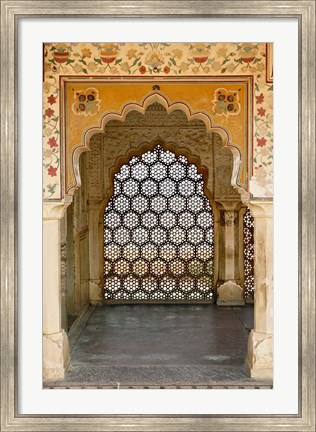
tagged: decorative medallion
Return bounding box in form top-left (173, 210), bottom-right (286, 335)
top-left (212, 88), bottom-right (241, 118)
top-left (72, 88), bottom-right (100, 116)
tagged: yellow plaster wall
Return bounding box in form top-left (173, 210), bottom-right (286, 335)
top-left (43, 42), bottom-right (273, 200)
top-left (65, 81), bottom-right (248, 190)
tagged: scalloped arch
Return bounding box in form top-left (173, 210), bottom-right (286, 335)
top-left (97, 136), bottom-right (219, 222)
top-left (67, 91), bottom-right (243, 195)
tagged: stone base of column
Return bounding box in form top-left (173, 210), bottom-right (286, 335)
top-left (245, 330), bottom-right (273, 380)
top-left (216, 280), bottom-right (245, 306)
top-left (89, 280), bottom-right (103, 305)
top-left (43, 330), bottom-right (70, 381)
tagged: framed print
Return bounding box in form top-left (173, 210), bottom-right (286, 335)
top-left (0, 1), bottom-right (315, 431)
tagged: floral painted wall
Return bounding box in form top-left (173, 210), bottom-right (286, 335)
top-left (43, 42), bottom-right (273, 200)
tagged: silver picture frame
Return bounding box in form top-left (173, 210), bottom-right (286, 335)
top-left (1, 1), bottom-right (315, 430)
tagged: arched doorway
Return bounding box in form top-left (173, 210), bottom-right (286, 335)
top-left (48, 101), bottom-right (261, 386)
top-left (103, 144), bottom-right (215, 302)
top-left (65, 102), bottom-right (248, 310)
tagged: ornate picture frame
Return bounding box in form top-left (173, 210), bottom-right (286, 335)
top-left (0, 1), bottom-right (315, 431)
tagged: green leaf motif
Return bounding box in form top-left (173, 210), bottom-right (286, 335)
top-left (131, 57), bottom-right (140, 67)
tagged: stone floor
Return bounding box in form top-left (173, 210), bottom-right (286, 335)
top-left (46, 304), bottom-right (272, 389)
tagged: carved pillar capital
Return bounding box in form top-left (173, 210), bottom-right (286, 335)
top-left (248, 200), bottom-right (273, 218)
top-left (43, 195), bottom-right (73, 220)
top-left (215, 200), bottom-right (243, 212)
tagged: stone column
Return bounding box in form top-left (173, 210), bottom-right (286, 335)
top-left (216, 201), bottom-right (244, 306)
top-left (43, 199), bottom-right (72, 381)
top-left (60, 215), bottom-right (68, 331)
top-left (88, 200), bottom-right (103, 304)
top-left (245, 200), bottom-right (273, 379)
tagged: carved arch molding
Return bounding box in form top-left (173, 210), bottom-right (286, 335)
top-left (81, 102), bottom-right (240, 207)
top-left (69, 102), bottom-right (245, 304)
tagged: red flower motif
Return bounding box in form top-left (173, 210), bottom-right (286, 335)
top-left (193, 56), bottom-right (208, 64)
top-left (163, 65), bottom-right (171, 74)
top-left (45, 108), bottom-right (54, 118)
top-left (257, 137), bottom-right (267, 147)
top-left (257, 107), bottom-right (266, 117)
top-left (48, 166), bottom-right (57, 177)
top-left (241, 57), bottom-right (254, 63)
top-left (256, 93), bottom-right (264, 104)
top-left (139, 65), bottom-right (146, 74)
top-left (47, 137), bottom-right (58, 148)
top-left (47, 94), bottom-right (57, 105)
top-left (101, 56), bottom-right (116, 64)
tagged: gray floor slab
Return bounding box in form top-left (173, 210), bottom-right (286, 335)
top-left (46, 304), bottom-right (272, 388)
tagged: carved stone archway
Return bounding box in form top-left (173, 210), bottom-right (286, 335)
top-left (44, 99), bottom-right (272, 382)
top-left (72, 102), bottom-right (244, 306)
top-left (68, 92), bottom-right (244, 197)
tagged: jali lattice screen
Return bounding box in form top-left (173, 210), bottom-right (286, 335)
top-left (104, 145), bottom-right (214, 302)
top-left (244, 207), bottom-right (255, 302)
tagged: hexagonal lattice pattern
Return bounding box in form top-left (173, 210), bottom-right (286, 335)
top-left (104, 145), bottom-right (214, 301)
top-left (244, 207), bottom-right (255, 301)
